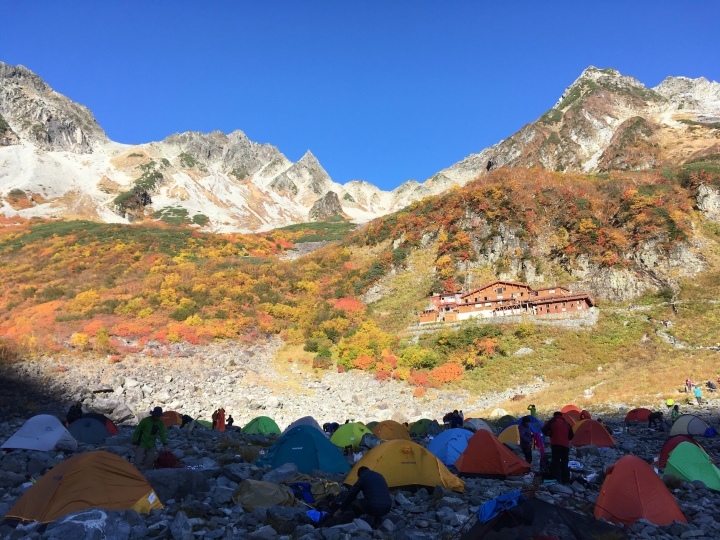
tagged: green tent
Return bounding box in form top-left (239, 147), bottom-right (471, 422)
top-left (666, 442), bottom-right (720, 491)
top-left (257, 425), bottom-right (351, 474)
top-left (242, 416), bottom-right (281, 435)
top-left (365, 421), bottom-right (379, 430)
top-left (495, 415), bottom-right (518, 429)
top-left (409, 419), bottom-right (433, 436)
top-left (330, 423), bottom-right (372, 450)
top-left (196, 420), bottom-right (212, 429)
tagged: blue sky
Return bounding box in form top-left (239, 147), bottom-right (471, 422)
top-left (1, 2), bottom-right (719, 190)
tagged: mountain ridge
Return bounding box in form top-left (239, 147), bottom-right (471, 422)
top-left (1, 62), bottom-right (719, 232)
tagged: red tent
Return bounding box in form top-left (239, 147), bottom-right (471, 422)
top-left (658, 435), bottom-right (707, 468)
top-left (571, 419), bottom-right (616, 448)
top-left (560, 413), bottom-right (576, 427)
top-left (595, 455), bottom-right (686, 525)
top-left (579, 410), bottom-right (591, 420)
top-left (454, 429), bottom-right (530, 478)
top-left (561, 405), bottom-right (582, 420)
top-left (624, 408), bottom-right (652, 423)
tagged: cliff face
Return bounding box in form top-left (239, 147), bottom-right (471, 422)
top-left (309, 191), bottom-right (345, 221)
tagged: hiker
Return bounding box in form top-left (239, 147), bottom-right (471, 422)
top-left (459, 410), bottom-right (465, 421)
top-left (695, 386), bottom-right (702, 404)
top-left (527, 404), bottom-right (537, 417)
top-left (671, 404), bottom-right (680, 423)
top-left (450, 410), bottom-right (463, 429)
top-left (542, 412), bottom-right (574, 485)
top-left (132, 407), bottom-right (169, 471)
top-left (66, 402), bottom-right (83, 425)
top-left (685, 379), bottom-right (693, 393)
top-left (647, 411), bottom-right (664, 429)
top-left (227, 415), bottom-right (234, 428)
top-left (335, 466), bottom-right (392, 520)
top-left (180, 414), bottom-right (193, 428)
top-left (519, 416), bottom-right (534, 465)
top-left (217, 407), bottom-right (226, 432)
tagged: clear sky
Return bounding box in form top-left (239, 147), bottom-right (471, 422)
top-left (1, 2), bottom-right (719, 190)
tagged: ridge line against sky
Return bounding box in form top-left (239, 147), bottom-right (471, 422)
top-left (1, 1), bottom-right (719, 191)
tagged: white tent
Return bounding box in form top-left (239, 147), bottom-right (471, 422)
top-left (465, 418), bottom-right (494, 432)
top-left (1, 414), bottom-right (77, 452)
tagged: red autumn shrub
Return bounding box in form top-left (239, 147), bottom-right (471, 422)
top-left (429, 363), bottom-right (464, 383)
top-left (413, 387), bottom-right (426, 398)
top-left (375, 370), bottom-right (391, 381)
top-left (352, 355), bottom-right (375, 370)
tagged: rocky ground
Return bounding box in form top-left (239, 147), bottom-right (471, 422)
top-left (1, 339), bottom-right (720, 539)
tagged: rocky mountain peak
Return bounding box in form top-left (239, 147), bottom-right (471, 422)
top-left (309, 191), bottom-right (344, 221)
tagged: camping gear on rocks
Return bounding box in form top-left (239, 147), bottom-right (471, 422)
top-left (67, 417), bottom-right (111, 445)
top-left (1, 451), bottom-right (162, 524)
top-left (232, 479), bottom-right (300, 512)
top-left (346, 440), bottom-right (464, 492)
top-left (595, 455), bottom-right (686, 526)
top-left (1, 414), bottom-right (77, 452)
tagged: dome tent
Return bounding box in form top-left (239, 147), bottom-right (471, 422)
top-left (330, 423), bottom-right (373, 450)
top-left (464, 418), bottom-right (493, 432)
top-left (571, 419), bottom-right (616, 448)
top-left (409, 419), bottom-right (433, 436)
top-left (666, 442), bottom-right (720, 491)
top-left (257, 425), bottom-right (350, 475)
top-left (669, 414), bottom-right (710, 437)
top-left (161, 411), bottom-right (182, 428)
top-left (624, 408), bottom-right (652, 423)
top-left (67, 417), bottom-right (111, 445)
top-left (494, 415), bottom-right (517, 429)
top-left (371, 420), bottom-right (411, 441)
top-left (454, 430), bottom-right (530, 478)
top-left (1, 415), bottom-right (77, 452)
top-left (426, 428), bottom-right (473, 468)
top-left (497, 423), bottom-right (541, 446)
top-left (2, 451), bottom-right (162, 524)
top-left (658, 435), bottom-right (707, 468)
top-left (282, 416), bottom-right (325, 436)
top-left (345, 440), bottom-right (464, 492)
top-left (82, 412), bottom-right (119, 435)
top-left (242, 416), bottom-right (281, 435)
top-left (594, 455), bottom-right (686, 526)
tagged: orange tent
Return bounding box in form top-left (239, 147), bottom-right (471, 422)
top-left (658, 435), bottom-right (708, 468)
top-left (624, 408), bottom-right (652, 423)
top-left (161, 411), bottom-right (182, 428)
top-left (3, 451), bottom-right (162, 523)
top-left (454, 429), bottom-right (530, 478)
top-left (372, 420), bottom-right (411, 441)
top-left (595, 455), bottom-right (686, 525)
top-left (579, 410), bottom-right (591, 420)
top-left (560, 405), bottom-right (581, 415)
top-left (572, 419), bottom-right (616, 448)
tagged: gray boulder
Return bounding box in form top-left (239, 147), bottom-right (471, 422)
top-left (170, 511), bottom-right (193, 540)
top-left (222, 463), bottom-right (253, 483)
top-left (143, 468), bottom-right (210, 502)
top-left (43, 509), bottom-right (131, 540)
top-left (262, 462), bottom-right (299, 483)
top-left (359, 433), bottom-right (381, 450)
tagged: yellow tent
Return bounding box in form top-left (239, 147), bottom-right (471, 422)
top-left (497, 424), bottom-right (521, 445)
top-left (4, 451), bottom-right (162, 523)
top-left (371, 420), bottom-right (411, 441)
top-left (345, 440), bottom-right (464, 492)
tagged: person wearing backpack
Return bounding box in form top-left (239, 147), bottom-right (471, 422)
top-left (132, 407), bottom-right (169, 471)
top-left (542, 411), bottom-right (574, 484)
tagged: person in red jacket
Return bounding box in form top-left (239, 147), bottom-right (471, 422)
top-left (542, 411), bottom-right (574, 484)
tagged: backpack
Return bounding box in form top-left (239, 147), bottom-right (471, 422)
top-left (155, 450), bottom-right (178, 469)
top-left (289, 482), bottom-right (315, 504)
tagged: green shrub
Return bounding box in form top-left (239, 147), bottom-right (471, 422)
top-left (38, 286), bottom-right (65, 301)
top-left (192, 214), bottom-right (209, 226)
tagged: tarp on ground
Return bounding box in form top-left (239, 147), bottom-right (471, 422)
top-left (571, 419), bottom-right (616, 448)
top-left (666, 442), bottom-right (720, 491)
top-left (658, 435), bottom-right (707, 468)
top-left (1, 414), bottom-right (77, 452)
top-left (232, 479), bottom-right (300, 512)
top-left (2, 451), bottom-right (162, 524)
top-left (345, 440), bottom-right (464, 492)
top-left (669, 415), bottom-right (710, 437)
top-left (454, 429), bottom-right (530, 478)
top-left (67, 418), bottom-right (111, 445)
top-left (461, 496), bottom-right (629, 540)
top-left (281, 416), bottom-right (325, 436)
top-left (371, 420), bottom-right (411, 441)
top-left (330, 423), bottom-right (372, 450)
top-left (242, 416), bottom-right (281, 435)
top-left (426, 428), bottom-right (473, 468)
top-left (595, 455), bottom-right (686, 525)
top-left (257, 425), bottom-right (350, 475)
top-left (409, 419), bottom-right (433, 436)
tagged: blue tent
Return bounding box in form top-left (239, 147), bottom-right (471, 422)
top-left (426, 428), bottom-right (473, 467)
top-left (509, 416), bottom-right (543, 429)
top-left (67, 418), bottom-right (110, 445)
top-left (257, 425), bottom-right (351, 474)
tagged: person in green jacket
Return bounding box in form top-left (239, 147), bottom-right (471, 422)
top-left (527, 404), bottom-right (537, 418)
top-left (132, 406), bottom-right (169, 470)
top-left (671, 404), bottom-right (680, 423)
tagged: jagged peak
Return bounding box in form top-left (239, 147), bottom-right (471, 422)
top-left (298, 150), bottom-right (320, 165)
top-left (553, 66), bottom-right (650, 110)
